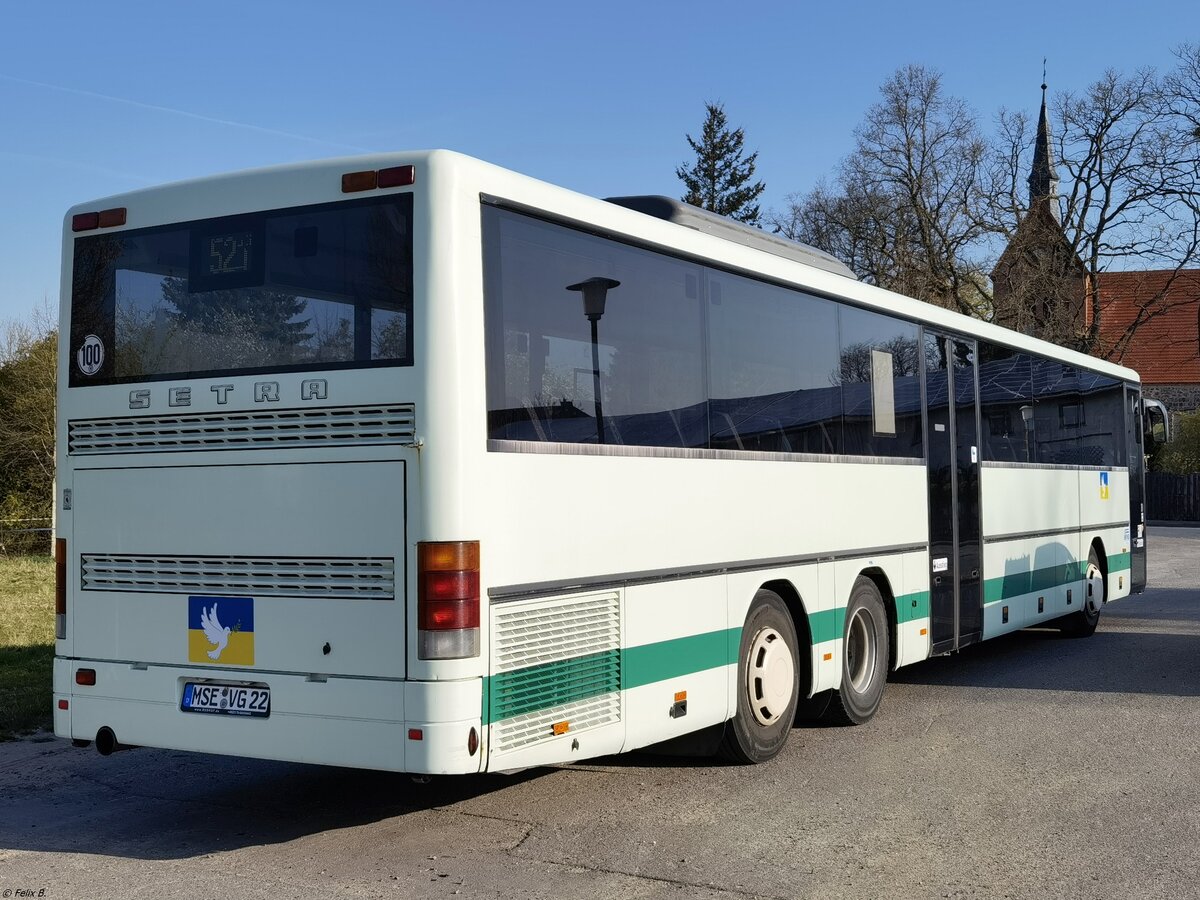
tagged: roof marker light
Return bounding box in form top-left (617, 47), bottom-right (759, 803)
top-left (341, 170), bottom-right (378, 193)
top-left (377, 165), bottom-right (415, 188)
top-left (72, 212), bottom-right (100, 232)
top-left (98, 207), bottom-right (127, 228)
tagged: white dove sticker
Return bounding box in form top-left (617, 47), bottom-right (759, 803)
top-left (201, 603), bottom-right (231, 660)
top-left (188, 596), bottom-right (254, 665)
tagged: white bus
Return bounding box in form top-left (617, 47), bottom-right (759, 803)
top-left (53, 151), bottom-right (1168, 773)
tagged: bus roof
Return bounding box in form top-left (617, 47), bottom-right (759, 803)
top-left (64, 149), bottom-right (1141, 385)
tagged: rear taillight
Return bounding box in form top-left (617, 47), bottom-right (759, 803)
top-left (417, 541), bottom-right (480, 660)
top-left (71, 207), bottom-right (126, 231)
top-left (55, 538), bottom-right (66, 639)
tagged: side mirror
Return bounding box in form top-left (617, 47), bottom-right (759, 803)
top-left (1142, 398), bottom-right (1170, 445)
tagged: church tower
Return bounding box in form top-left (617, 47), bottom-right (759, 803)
top-left (991, 77), bottom-right (1086, 345)
top-left (1028, 81), bottom-right (1061, 224)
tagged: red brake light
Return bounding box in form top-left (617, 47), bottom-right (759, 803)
top-left (72, 212), bottom-right (100, 232)
top-left (98, 207), bottom-right (127, 228)
top-left (55, 538), bottom-right (66, 639)
top-left (377, 165), bottom-right (415, 188)
top-left (417, 541), bottom-right (481, 659)
top-left (75, 669), bottom-right (96, 686)
top-left (341, 170), bottom-right (377, 193)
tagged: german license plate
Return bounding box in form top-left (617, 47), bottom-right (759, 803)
top-left (182, 683), bottom-right (270, 717)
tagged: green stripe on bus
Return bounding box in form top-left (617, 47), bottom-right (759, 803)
top-left (896, 590), bottom-right (931, 623)
top-left (624, 627), bottom-right (741, 690)
top-left (488, 649), bottom-right (621, 721)
top-left (485, 588), bottom-right (930, 724)
top-left (811, 592), bottom-right (930, 639)
top-left (485, 628), bottom-right (740, 725)
top-left (983, 554), bottom-right (1132, 604)
top-left (808, 607), bottom-right (844, 644)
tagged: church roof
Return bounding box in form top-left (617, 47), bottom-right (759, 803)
top-left (1028, 82), bottom-right (1061, 224)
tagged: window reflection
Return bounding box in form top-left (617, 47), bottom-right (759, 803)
top-left (69, 196), bottom-right (412, 386)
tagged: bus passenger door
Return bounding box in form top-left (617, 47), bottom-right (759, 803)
top-left (924, 332), bottom-right (983, 653)
top-left (1126, 384), bottom-right (1147, 592)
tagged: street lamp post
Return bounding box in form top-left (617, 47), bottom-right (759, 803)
top-left (567, 277), bottom-right (620, 445)
top-left (1020, 404), bottom-right (1035, 461)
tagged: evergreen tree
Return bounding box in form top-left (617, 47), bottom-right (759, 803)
top-left (676, 102), bottom-right (766, 225)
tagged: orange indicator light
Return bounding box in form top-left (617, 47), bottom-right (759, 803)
top-left (823, 652), bottom-right (833, 661)
top-left (551, 721), bottom-right (570, 735)
top-left (674, 691), bottom-right (687, 703)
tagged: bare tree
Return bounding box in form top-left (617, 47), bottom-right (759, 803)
top-left (986, 60), bottom-right (1200, 355)
top-left (775, 57), bottom-right (1200, 361)
top-left (770, 65), bottom-right (993, 317)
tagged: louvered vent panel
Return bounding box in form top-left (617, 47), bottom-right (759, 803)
top-left (68, 405), bottom-right (415, 455)
top-left (81, 555), bottom-right (395, 600)
top-left (490, 592), bottom-right (621, 754)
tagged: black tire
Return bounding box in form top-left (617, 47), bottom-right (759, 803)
top-left (719, 589), bottom-right (801, 764)
top-left (825, 577), bottom-right (889, 726)
top-left (1059, 545), bottom-right (1104, 638)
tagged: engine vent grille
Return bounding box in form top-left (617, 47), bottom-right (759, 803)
top-left (490, 591), bottom-right (621, 754)
top-left (81, 555), bottom-right (395, 600)
top-left (68, 404), bottom-right (416, 455)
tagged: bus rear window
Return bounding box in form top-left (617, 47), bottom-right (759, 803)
top-left (69, 194), bottom-right (413, 386)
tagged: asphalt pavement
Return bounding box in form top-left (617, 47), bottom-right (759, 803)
top-left (2, 528), bottom-right (1198, 899)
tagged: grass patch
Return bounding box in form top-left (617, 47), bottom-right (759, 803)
top-left (0, 555), bottom-right (55, 740)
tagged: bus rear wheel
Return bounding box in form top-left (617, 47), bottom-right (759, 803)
top-left (1059, 546), bottom-right (1104, 638)
top-left (825, 577), bottom-right (889, 726)
top-left (719, 589), bottom-right (800, 764)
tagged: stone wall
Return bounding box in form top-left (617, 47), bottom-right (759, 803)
top-left (1144, 384), bottom-right (1200, 416)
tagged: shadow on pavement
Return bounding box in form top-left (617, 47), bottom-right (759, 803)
top-left (894, 587), bottom-right (1200, 696)
top-left (0, 747), bottom-right (546, 860)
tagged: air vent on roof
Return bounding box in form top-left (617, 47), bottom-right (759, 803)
top-left (604, 194), bottom-right (857, 279)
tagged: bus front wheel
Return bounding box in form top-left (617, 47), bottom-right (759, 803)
top-left (825, 577), bottom-right (889, 726)
top-left (719, 589), bottom-right (800, 764)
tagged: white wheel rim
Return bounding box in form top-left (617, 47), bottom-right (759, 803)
top-left (1086, 562), bottom-right (1105, 613)
top-left (746, 626), bottom-right (794, 726)
top-left (846, 607), bottom-right (877, 694)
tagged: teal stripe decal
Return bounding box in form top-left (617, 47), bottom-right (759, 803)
top-left (984, 554), bottom-right (1132, 604)
top-left (808, 607), bottom-right (844, 644)
top-left (486, 627), bottom-right (740, 725)
top-left (623, 627), bottom-right (740, 691)
top-left (897, 590), bottom-right (930, 624)
top-left (488, 649), bottom-right (620, 721)
top-left (486, 589), bottom-right (932, 725)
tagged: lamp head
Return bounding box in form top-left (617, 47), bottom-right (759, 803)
top-left (1019, 404), bottom-right (1035, 431)
top-left (567, 277), bottom-right (620, 321)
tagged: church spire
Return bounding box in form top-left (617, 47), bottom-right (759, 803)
top-left (1028, 70), bottom-right (1061, 223)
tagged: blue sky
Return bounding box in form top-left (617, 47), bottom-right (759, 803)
top-left (0, 0), bottom-right (1192, 325)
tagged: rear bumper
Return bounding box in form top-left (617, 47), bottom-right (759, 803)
top-left (53, 657), bottom-right (483, 774)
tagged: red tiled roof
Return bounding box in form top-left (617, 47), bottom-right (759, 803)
top-left (1095, 269), bottom-right (1200, 384)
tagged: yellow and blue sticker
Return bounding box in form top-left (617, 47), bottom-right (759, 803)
top-left (188, 596), bottom-right (254, 666)
top-left (1100, 471), bottom-right (1110, 501)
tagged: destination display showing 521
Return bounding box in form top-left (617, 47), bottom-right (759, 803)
top-left (188, 220), bottom-right (265, 292)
